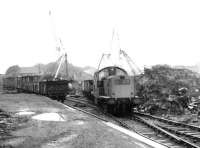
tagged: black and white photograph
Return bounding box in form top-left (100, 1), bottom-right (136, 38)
top-left (1, 0), bottom-right (200, 147)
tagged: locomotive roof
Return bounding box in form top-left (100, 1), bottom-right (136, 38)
top-left (95, 66), bottom-right (128, 75)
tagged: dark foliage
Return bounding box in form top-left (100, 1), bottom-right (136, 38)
top-left (135, 65), bottom-right (200, 115)
top-left (5, 65), bottom-right (20, 76)
top-left (136, 65), bottom-right (200, 99)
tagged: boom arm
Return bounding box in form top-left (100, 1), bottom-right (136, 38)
top-left (54, 54), bottom-right (64, 80)
top-left (49, 10), bottom-right (69, 80)
top-left (97, 53), bottom-right (111, 70)
top-left (54, 53), bottom-right (68, 80)
top-left (119, 49), bottom-right (141, 75)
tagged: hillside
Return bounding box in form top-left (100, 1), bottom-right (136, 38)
top-left (82, 66), bottom-right (96, 75)
top-left (174, 63), bottom-right (200, 73)
top-left (5, 62), bottom-right (96, 81)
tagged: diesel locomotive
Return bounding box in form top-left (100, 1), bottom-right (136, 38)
top-left (82, 66), bottom-right (135, 115)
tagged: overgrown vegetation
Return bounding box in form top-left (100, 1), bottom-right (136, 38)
top-left (135, 65), bottom-right (200, 115)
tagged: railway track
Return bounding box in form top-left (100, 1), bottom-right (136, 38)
top-left (134, 112), bottom-right (200, 148)
top-left (65, 96), bottom-right (200, 147)
top-left (64, 96), bottom-right (187, 148)
top-left (64, 96), bottom-right (134, 129)
top-left (118, 117), bottom-right (183, 148)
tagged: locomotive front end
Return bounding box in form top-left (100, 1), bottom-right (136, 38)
top-left (93, 66), bottom-right (135, 115)
top-left (103, 75), bottom-right (134, 114)
top-left (108, 75), bottom-right (134, 99)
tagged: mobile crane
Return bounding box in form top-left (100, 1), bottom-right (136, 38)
top-left (49, 10), bottom-right (68, 80)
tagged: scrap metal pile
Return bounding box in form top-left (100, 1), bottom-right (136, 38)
top-left (135, 65), bottom-right (200, 115)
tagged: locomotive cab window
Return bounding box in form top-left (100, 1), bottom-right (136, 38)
top-left (96, 66), bottom-right (128, 81)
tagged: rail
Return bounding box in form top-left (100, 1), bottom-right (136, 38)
top-left (134, 112), bottom-right (200, 148)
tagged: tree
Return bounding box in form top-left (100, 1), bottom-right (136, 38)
top-left (5, 65), bottom-right (20, 76)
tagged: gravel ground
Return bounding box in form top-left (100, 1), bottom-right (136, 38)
top-left (0, 92), bottom-right (154, 148)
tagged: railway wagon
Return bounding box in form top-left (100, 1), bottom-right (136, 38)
top-left (3, 76), bottom-right (17, 90)
top-left (3, 74), bottom-right (72, 102)
top-left (16, 75), bottom-right (41, 93)
top-left (32, 75), bottom-right (41, 94)
top-left (93, 66), bottom-right (135, 115)
top-left (82, 80), bottom-right (94, 99)
top-left (39, 80), bottom-right (71, 102)
top-left (17, 75), bottom-right (30, 92)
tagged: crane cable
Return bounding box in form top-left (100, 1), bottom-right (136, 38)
top-left (111, 29), bottom-right (141, 75)
top-left (48, 10), bottom-right (68, 80)
top-left (120, 50), bottom-right (142, 74)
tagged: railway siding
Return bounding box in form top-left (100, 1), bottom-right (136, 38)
top-left (0, 93), bottom-right (158, 148)
top-left (65, 96), bottom-right (200, 147)
top-left (134, 112), bottom-right (200, 148)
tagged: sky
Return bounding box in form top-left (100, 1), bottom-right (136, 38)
top-left (0, 0), bottom-right (200, 74)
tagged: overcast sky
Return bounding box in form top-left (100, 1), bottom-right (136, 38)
top-left (0, 0), bottom-right (200, 74)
